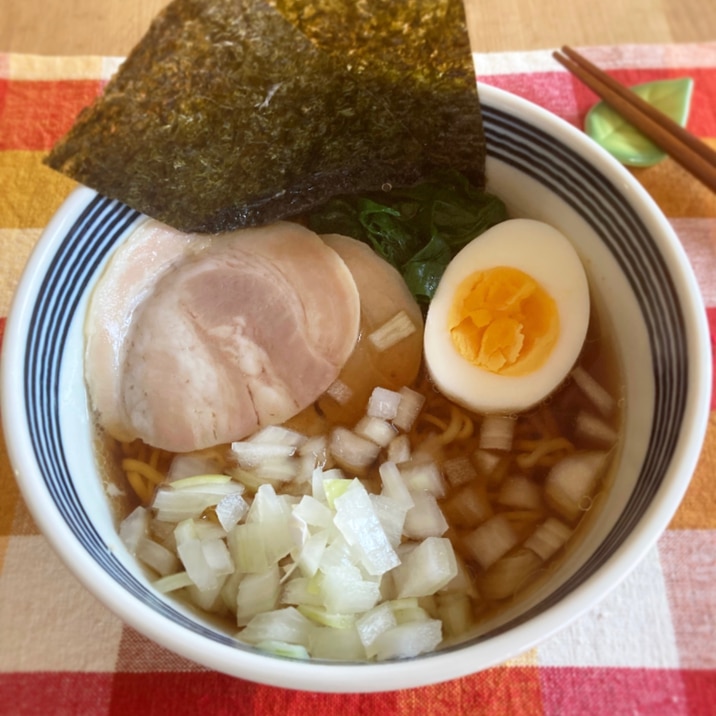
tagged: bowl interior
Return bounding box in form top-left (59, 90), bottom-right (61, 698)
top-left (2, 84), bottom-right (710, 691)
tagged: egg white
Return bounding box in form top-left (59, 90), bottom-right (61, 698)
top-left (424, 218), bottom-right (590, 414)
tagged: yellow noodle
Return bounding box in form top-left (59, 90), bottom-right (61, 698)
top-left (420, 413), bottom-right (450, 432)
top-left (126, 469), bottom-right (152, 504)
top-left (122, 458), bottom-right (166, 486)
top-left (456, 413), bottom-right (474, 441)
top-left (515, 437), bottom-right (574, 469)
top-left (434, 405), bottom-right (464, 446)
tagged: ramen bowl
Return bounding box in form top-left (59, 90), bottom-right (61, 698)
top-left (1, 84), bottom-right (711, 692)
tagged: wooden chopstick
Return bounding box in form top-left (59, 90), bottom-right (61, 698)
top-left (553, 45), bottom-right (716, 193)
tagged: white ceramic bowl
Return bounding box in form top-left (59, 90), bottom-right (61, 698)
top-left (1, 84), bottom-right (711, 692)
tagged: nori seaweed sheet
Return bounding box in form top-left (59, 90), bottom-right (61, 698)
top-left (45, 0), bottom-right (485, 234)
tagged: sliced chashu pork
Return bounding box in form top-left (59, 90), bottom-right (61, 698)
top-left (85, 220), bottom-right (360, 451)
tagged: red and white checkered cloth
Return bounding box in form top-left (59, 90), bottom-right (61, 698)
top-left (1, 44), bottom-right (715, 714)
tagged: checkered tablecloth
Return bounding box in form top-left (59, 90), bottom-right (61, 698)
top-left (1, 44), bottom-right (715, 715)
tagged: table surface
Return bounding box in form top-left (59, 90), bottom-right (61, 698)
top-left (1, 0), bottom-right (716, 55)
top-left (1, 1), bottom-right (715, 715)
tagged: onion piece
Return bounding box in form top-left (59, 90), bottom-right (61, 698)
top-left (230, 442), bottom-right (297, 469)
top-left (436, 592), bottom-right (474, 639)
top-left (297, 604), bottom-right (356, 629)
top-left (524, 517), bottom-right (572, 560)
top-left (355, 602), bottom-right (398, 655)
top-left (443, 456), bottom-right (478, 488)
top-left (309, 626), bottom-right (365, 660)
top-left (544, 451), bottom-right (607, 522)
top-left (387, 434), bottom-right (411, 464)
top-left (472, 449), bottom-right (502, 477)
top-left (240, 606), bottom-right (313, 647)
top-left (399, 461), bottom-right (445, 497)
top-left (479, 415), bottom-right (516, 451)
top-left (463, 514), bottom-right (519, 570)
top-left (175, 519), bottom-right (225, 591)
top-left (319, 565), bottom-right (382, 613)
top-left (575, 411), bottom-right (618, 446)
top-left (353, 416), bottom-right (397, 448)
top-left (368, 310), bottom-right (417, 352)
top-left (215, 492), bottom-right (249, 532)
top-left (497, 475), bottom-right (543, 510)
top-left (136, 537), bottom-right (180, 576)
top-left (329, 427), bottom-right (381, 474)
top-left (571, 366), bottom-right (616, 417)
top-left (367, 387), bottom-right (403, 420)
top-left (392, 387), bottom-right (426, 432)
top-left (402, 491), bottom-right (448, 539)
top-left (249, 425), bottom-right (307, 447)
top-left (370, 494), bottom-right (408, 549)
top-left (167, 454), bottom-right (222, 482)
top-left (257, 640), bottom-right (311, 659)
top-left (479, 548), bottom-right (542, 600)
top-left (379, 461), bottom-right (414, 510)
top-left (119, 505), bottom-right (149, 554)
top-left (442, 484), bottom-right (492, 528)
top-left (228, 519), bottom-right (293, 573)
top-left (392, 537), bottom-right (458, 598)
top-left (154, 571), bottom-right (194, 594)
top-left (236, 565), bottom-right (280, 626)
top-left (371, 619), bottom-right (442, 660)
top-left (325, 379), bottom-right (353, 405)
top-left (333, 479), bottom-right (400, 576)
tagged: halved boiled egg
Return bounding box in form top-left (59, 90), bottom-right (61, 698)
top-left (424, 219), bottom-right (590, 414)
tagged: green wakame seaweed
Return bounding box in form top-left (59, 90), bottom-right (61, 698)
top-left (45, 0), bottom-right (485, 234)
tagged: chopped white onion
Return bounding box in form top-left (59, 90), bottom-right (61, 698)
top-left (399, 461), bottom-right (445, 497)
top-left (479, 415), bottom-right (516, 451)
top-left (463, 514), bottom-right (519, 570)
top-left (367, 310), bottom-right (417, 352)
top-left (215, 492), bottom-right (249, 532)
top-left (230, 441), bottom-right (297, 469)
top-left (325, 379), bottom-right (353, 405)
top-left (249, 425), bottom-right (307, 448)
top-left (353, 415), bottom-right (398, 448)
top-left (443, 484), bottom-right (492, 528)
top-left (524, 517), bottom-right (572, 560)
top-left (367, 387), bottom-right (403, 420)
top-left (571, 366), bottom-right (616, 417)
top-left (497, 475), bottom-right (543, 510)
top-left (575, 411), bottom-right (618, 446)
top-left (392, 537), bottom-right (458, 598)
top-left (355, 602), bottom-right (398, 655)
top-left (371, 619), bottom-right (442, 660)
top-left (379, 461), bottom-right (415, 510)
top-left (136, 537), bottom-right (180, 576)
top-left (235, 565), bottom-right (280, 626)
top-left (240, 606), bottom-right (313, 647)
top-left (167, 454), bottom-right (222, 482)
top-left (544, 451), bottom-right (607, 522)
top-left (387, 434), bottom-right (412, 464)
top-left (309, 625), bottom-right (365, 660)
top-left (320, 565), bottom-right (382, 613)
top-left (392, 387), bottom-right (426, 432)
top-left (333, 480), bottom-right (400, 576)
top-left (443, 456), bottom-right (478, 487)
top-left (479, 549), bottom-right (542, 600)
top-left (329, 427), bottom-right (381, 473)
top-left (402, 491), bottom-right (448, 539)
top-left (369, 494), bottom-right (408, 549)
top-left (119, 505), bottom-right (149, 554)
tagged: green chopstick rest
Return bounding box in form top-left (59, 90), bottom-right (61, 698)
top-left (585, 77), bottom-right (694, 167)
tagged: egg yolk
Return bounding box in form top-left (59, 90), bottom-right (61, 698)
top-left (448, 266), bottom-right (559, 376)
